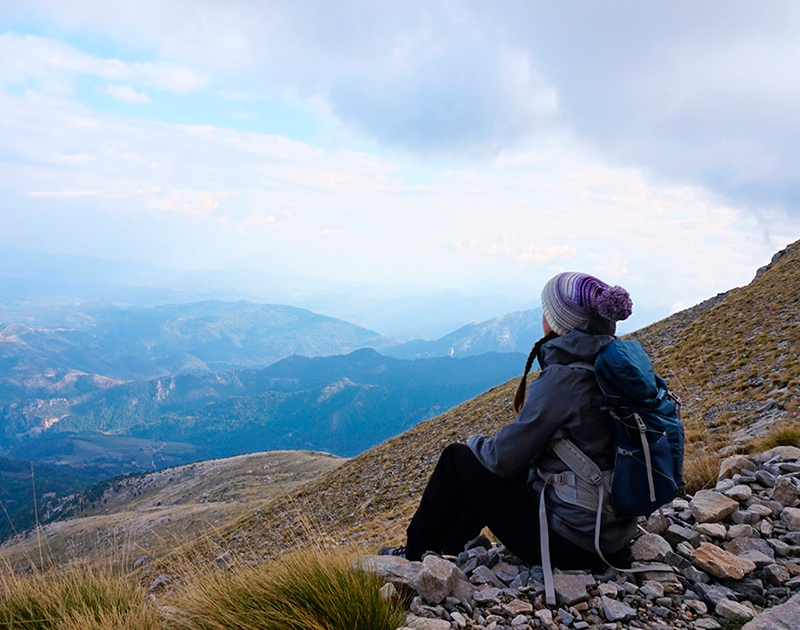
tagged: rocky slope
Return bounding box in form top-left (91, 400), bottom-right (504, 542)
top-left (360, 445), bottom-right (800, 630)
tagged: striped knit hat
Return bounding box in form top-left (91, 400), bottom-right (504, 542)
top-left (541, 272), bottom-right (633, 336)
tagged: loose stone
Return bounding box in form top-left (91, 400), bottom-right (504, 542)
top-left (691, 542), bottom-right (757, 580)
top-left (601, 595), bottom-right (636, 622)
top-left (691, 491), bottom-right (740, 523)
top-left (724, 485), bottom-right (754, 502)
top-left (632, 533), bottom-right (672, 561)
top-left (695, 523), bottom-right (727, 540)
top-left (773, 478), bottom-right (800, 506)
top-left (413, 555), bottom-right (458, 604)
top-left (781, 507), bottom-right (800, 531)
top-left (639, 580), bottom-right (665, 599)
top-left (665, 524), bottom-right (702, 548)
top-left (755, 470), bottom-right (776, 488)
top-left (741, 591), bottom-right (800, 629)
top-left (503, 599), bottom-right (533, 615)
top-left (553, 573), bottom-right (595, 606)
top-left (728, 524), bottom-right (755, 539)
top-left (718, 455), bottom-right (757, 481)
top-left (715, 598), bottom-right (755, 621)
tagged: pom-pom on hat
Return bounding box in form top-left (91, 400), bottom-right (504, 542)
top-left (541, 272), bottom-right (633, 336)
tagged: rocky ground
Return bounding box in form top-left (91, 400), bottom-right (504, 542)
top-left (361, 445), bottom-right (800, 630)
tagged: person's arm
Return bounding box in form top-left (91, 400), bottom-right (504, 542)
top-left (467, 366), bottom-right (579, 477)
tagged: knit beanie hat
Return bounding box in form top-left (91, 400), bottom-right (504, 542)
top-left (541, 272), bottom-right (633, 336)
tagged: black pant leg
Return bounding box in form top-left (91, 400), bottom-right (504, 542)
top-left (405, 443), bottom-right (612, 568)
top-left (405, 443), bottom-right (544, 562)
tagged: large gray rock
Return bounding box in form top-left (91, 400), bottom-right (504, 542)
top-left (724, 484), bottom-right (753, 502)
top-left (405, 615), bottom-right (451, 630)
top-left (553, 573), bottom-right (595, 606)
top-left (753, 446), bottom-right (800, 463)
top-left (726, 536), bottom-right (775, 558)
top-left (355, 555), bottom-right (420, 587)
top-left (718, 455), bottom-right (757, 480)
top-left (472, 586), bottom-right (502, 603)
top-left (773, 478), bottom-right (800, 505)
top-left (783, 507), bottom-right (800, 531)
top-left (412, 555), bottom-right (458, 604)
top-left (631, 533), bottom-right (672, 561)
top-left (690, 490), bottom-right (740, 523)
top-left (715, 598), bottom-right (755, 621)
top-left (764, 562), bottom-right (791, 586)
top-left (736, 550), bottom-right (775, 570)
top-left (695, 522), bottom-right (728, 540)
top-left (741, 592), bottom-right (800, 629)
top-left (601, 595), bottom-right (636, 622)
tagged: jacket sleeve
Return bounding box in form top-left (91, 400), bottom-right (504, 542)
top-left (467, 366), bottom-right (581, 477)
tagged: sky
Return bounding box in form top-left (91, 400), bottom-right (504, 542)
top-left (1, 1), bottom-right (800, 323)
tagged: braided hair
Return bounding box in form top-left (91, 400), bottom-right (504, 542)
top-left (512, 331), bottom-right (559, 414)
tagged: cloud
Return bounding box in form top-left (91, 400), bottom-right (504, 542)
top-left (244, 213), bottom-right (278, 229)
top-left (1, 82), bottom-right (797, 313)
top-left (2, 2), bottom-right (800, 315)
top-left (28, 189), bottom-right (103, 197)
top-left (148, 190), bottom-right (227, 215)
top-left (489, 235), bottom-right (576, 266)
top-left (102, 83), bottom-right (152, 104)
top-left (15, 0), bottom-right (791, 210)
top-left (0, 33), bottom-right (208, 94)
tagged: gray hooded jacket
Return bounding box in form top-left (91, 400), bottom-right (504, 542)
top-left (467, 320), bottom-right (638, 553)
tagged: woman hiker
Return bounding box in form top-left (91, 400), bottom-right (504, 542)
top-left (380, 272), bottom-right (639, 571)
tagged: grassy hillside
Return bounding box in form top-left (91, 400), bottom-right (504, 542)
top-left (168, 241), bottom-right (800, 568)
top-left (0, 450), bottom-right (343, 568)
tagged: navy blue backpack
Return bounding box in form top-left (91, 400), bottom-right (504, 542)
top-left (594, 339), bottom-right (684, 516)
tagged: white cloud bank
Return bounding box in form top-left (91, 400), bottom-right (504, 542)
top-left (1, 84), bottom-right (795, 313)
top-left (0, 2), bottom-right (799, 321)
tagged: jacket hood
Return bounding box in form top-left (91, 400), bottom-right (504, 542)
top-left (539, 317), bottom-right (615, 368)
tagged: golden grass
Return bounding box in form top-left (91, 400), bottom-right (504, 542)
top-left (171, 548), bottom-right (405, 630)
top-left (747, 421), bottom-right (800, 454)
top-left (0, 564), bottom-right (159, 630)
top-left (683, 451), bottom-right (723, 494)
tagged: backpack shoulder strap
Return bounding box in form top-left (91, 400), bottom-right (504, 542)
top-left (550, 438), bottom-right (602, 485)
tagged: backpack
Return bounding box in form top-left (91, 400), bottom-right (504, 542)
top-left (593, 338), bottom-right (684, 515)
top-left (536, 338), bottom-right (684, 605)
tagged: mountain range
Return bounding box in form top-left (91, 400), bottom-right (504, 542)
top-left (0, 300), bottom-right (543, 400)
top-left (1, 348), bottom-right (526, 463)
top-left (0, 244), bottom-right (533, 339)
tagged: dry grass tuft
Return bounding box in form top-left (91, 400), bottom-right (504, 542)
top-left (172, 548), bottom-right (405, 630)
top-left (747, 422), bottom-right (800, 454)
top-left (683, 451), bottom-right (723, 495)
top-left (0, 565), bottom-right (158, 630)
